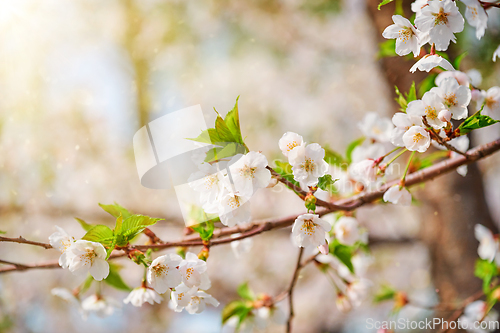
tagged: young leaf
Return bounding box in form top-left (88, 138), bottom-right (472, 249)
top-left (394, 85), bottom-right (408, 112)
top-left (121, 215), bottom-right (163, 242)
top-left (221, 300), bottom-right (252, 325)
top-left (378, 39), bottom-right (397, 59)
top-left (191, 221), bottom-right (215, 242)
top-left (215, 115), bottom-right (237, 143)
top-left (406, 81), bottom-right (417, 103)
top-left (0, 230), bottom-right (6, 234)
top-left (454, 51), bottom-right (467, 69)
top-left (224, 97), bottom-right (244, 145)
top-left (273, 160), bottom-right (301, 193)
top-left (378, 0), bottom-right (394, 10)
top-left (346, 137), bottom-right (365, 164)
top-left (79, 275), bottom-right (94, 294)
top-left (237, 282), bottom-right (255, 301)
top-left (81, 225), bottom-right (114, 247)
top-left (75, 217), bottom-right (93, 232)
top-left (323, 146), bottom-right (347, 169)
top-left (98, 203), bottom-right (132, 219)
top-left (317, 175), bottom-right (338, 193)
top-left (458, 109), bottom-right (499, 135)
top-left (329, 240), bottom-right (354, 273)
top-left (418, 73), bottom-right (437, 96)
top-left (104, 264), bottom-right (132, 291)
top-left (187, 128), bottom-right (221, 145)
top-left (374, 285), bottom-right (397, 303)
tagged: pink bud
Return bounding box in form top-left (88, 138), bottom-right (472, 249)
top-left (471, 89), bottom-right (485, 102)
top-left (438, 109), bottom-right (451, 122)
top-left (318, 244), bottom-right (329, 255)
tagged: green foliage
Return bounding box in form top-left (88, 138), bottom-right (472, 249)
top-left (79, 275), bottom-right (94, 294)
top-left (99, 202), bottom-right (132, 219)
top-left (418, 73), bottom-right (437, 97)
top-left (329, 240), bottom-right (354, 273)
top-left (273, 160), bottom-right (301, 194)
top-left (377, 0), bottom-right (394, 10)
top-left (188, 97), bottom-right (249, 163)
top-left (121, 215), bottom-right (163, 244)
top-left (305, 194), bottom-right (317, 212)
top-left (378, 39), bottom-right (397, 58)
top-left (191, 221), bottom-right (215, 242)
top-left (104, 263), bottom-right (132, 291)
top-left (346, 137), bottom-right (365, 164)
top-left (394, 82), bottom-right (417, 112)
top-left (374, 285), bottom-right (397, 303)
top-left (454, 52), bottom-right (467, 69)
top-left (323, 146), bottom-right (347, 169)
top-left (458, 109), bottom-right (500, 135)
top-left (237, 282), bottom-right (255, 301)
top-left (475, 259), bottom-right (498, 293)
top-left (412, 151), bottom-right (449, 170)
top-left (221, 300), bottom-right (252, 326)
top-left (317, 174), bottom-right (338, 194)
top-left (74, 218), bottom-right (93, 231)
top-left (82, 225), bottom-right (115, 247)
top-left (0, 230), bottom-right (6, 234)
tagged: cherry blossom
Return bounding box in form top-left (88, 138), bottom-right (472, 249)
top-left (147, 253), bottom-right (183, 294)
top-left (292, 213), bottom-right (331, 249)
top-left (123, 287), bottom-right (163, 307)
top-left (494, 45), bottom-right (500, 62)
top-left (81, 294), bottom-right (121, 318)
top-left (358, 112), bottom-right (394, 142)
top-left (474, 224), bottom-right (498, 262)
top-left (402, 126), bottom-right (431, 152)
top-left (184, 290), bottom-right (220, 314)
top-left (178, 252), bottom-right (211, 289)
top-left (482, 87), bottom-right (500, 119)
top-left (411, 0), bottom-right (430, 15)
top-left (461, 0), bottom-right (488, 40)
top-left (51, 288), bottom-right (86, 319)
top-left (435, 70), bottom-right (470, 88)
top-left (410, 54), bottom-right (454, 73)
top-left (218, 190), bottom-right (251, 227)
top-left (349, 159), bottom-right (378, 186)
top-left (459, 301), bottom-right (499, 333)
top-left (407, 91), bottom-right (447, 129)
top-left (278, 132), bottom-right (304, 157)
top-left (228, 152), bottom-right (271, 197)
top-left (346, 279), bottom-right (372, 307)
top-left (433, 135), bottom-right (469, 176)
top-left (67, 240), bottom-right (109, 281)
top-left (414, 0), bottom-right (464, 51)
top-left (383, 185), bottom-right (412, 206)
top-left (382, 15), bottom-right (421, 57)
top-left (391, 112), bottom-right (424, 147)
top-left (288, 143), bottom-right (329, 187)
top-left (230, 233), bottom-right (253, 258)
top-left (336, 293), bottom-right (352, 312)
top-left (49, 226), bottom-right (75, 269)
top-left (334, 217), bottom-right (361, 246)
top-left (188, 163), bottom-right (226, 208)
top-left (431, 77), bottom-right (471, 120)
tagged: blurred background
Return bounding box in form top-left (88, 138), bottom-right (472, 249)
top-left (0, 0), bottom-right (499, 332)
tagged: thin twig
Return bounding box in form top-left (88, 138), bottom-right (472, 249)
top-left (422, 117), bottom-right (469, 158)
top-left (437, 290), bottom-right (485, 333)
top-left (0, 236), bottom-right (52, 249)
top-left (287, 247), bottom-right (304, 333)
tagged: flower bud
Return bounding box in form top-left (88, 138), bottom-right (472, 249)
top-left (318, 243), bottom-right (329, 255)
top-left (438, 109), bottom-right (452, 123)
top-left (336, 293), bottom-right (352, 312)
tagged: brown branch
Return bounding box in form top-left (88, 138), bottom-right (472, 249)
top-left (0, 236), bottom-right (52, 249)
top-left (437, 289), bottom-right (485, 333)
top-left (286, 247), bottom-right (304, 333)
top-left (1, 138), bottom-right (500, 274)
top-left (422, 118), bottom-right (469, 158)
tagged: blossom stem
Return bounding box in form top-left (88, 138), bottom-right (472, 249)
top-left (287, 247), bottom-right (304, 333)
top-left (401, 151), bottom-right (416, 186)
top-left (382, 148), bottom-right (408, 169)
top-left (374, 147), bottom-right (402, 165)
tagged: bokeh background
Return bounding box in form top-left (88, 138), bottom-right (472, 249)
top-left (0, 0), bottom-right (500, 332)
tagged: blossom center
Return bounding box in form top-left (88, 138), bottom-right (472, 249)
top-left (185, 267), bottom-right (194, 280)
top-left (486, 97), bottom-right (499, 109)
top-left (83, 249), bottom-right (97, 263)
top-left (204, 175), bottom-right (218, 189)
top-left (152, 263), bottom-right (168, 277)
top-left (444, 93), bottom-right (457, 107)
top-left (413, 132), bottom-right (424, 143)
top-left (425, 106), bottom-right (438, 120)
top-left (398, 27), bottom-right (413, 43)
top-left (239, 165), bottom-right (256, 179)
top-left (227, 196), bottom-right (241, 209)
top-left (300, 219), bottom-right (316, 236)
top-left (433, 8), bottom-right (449, 25)
top-left (303, 158), bottom-right (315, 173)
top-left (286, 141), bottom-right (299, 151)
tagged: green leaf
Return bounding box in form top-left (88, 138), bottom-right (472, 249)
top-left (221, 300), bottom-right (252, 325)
top-left (333, 244), bottom-right (354, 273)
top-left (394, 85), bottom-right (408, 112)
top-left (98, 203), bottom-right (132, 219)
top-left (204, 142), bottom-right (246, 163)
top-left (323, 146), bottom-right (347, 169)
top-left (224, 97), bottom-right (244, 145)
top-left (187, 128), bottom-right (221, 145)
top-left (454, 51), bottom-right (467, 69)
top-left (374, 285), bottom-right (397, 303)
top-left (475, 259), bottom-right (498, 293)
top-left (273, 160), bottom-right (301, 194)
top-left (75, 217), bottom-right (93, 232)
top-left (378, 0), bottom-right (394, 10)
top-left (377, 39), bottom-right (397, 59)
top-left (317, 174), bottom-right (338, 194)
top-left (121, 215), bottom-right (163, 243)
top-left (104, 263), bottom-right (132, 291)
top-left (82, 225), bottom-right (114, 247)
top-left (346, 137), bottom-right (365, 164)
top-left (0, 230), bottom-right (6, 234)
top-left (237, 282), bottom-right (255, 301)
top-left (413, 151), bottom-right (449, 170)
top-left (305, 194), bottom-right (317, 212)
top-left (406, 81), bottom-right (417, 103)
top-left (79, 275), bottom-right (94, 294)
top-left (215, 114), bottom-right (237, 143)
top-left (418, 73), bottom-right (437, 97)
top-left (191, 221), bottom-right (215, 242)
top-left (458, 109), bottom-right (499, 135)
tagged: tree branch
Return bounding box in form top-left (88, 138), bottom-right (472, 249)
top-left (0, 236), bottom-right (52, 249)
top-left (286, 247), bottom-right (304, 333)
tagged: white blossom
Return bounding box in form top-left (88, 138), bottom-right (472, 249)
top-left (410, 54), bottom-right (455, 73)
top-left (218, 190), bottom-right (251, 227)
top-left (67, 240), bottom-right (109, 281)
top-left (292, 213), bottom-right (331, 249)
top-left (466, 69), bottom-right (482, 87)
top-left (402, 126), bottom-right (431, 152)
top-left (123, 287), bottom-right (163, 307)
top-left (346, 279), bottom-right (372, 307)
top-left (349, 159), bottom-right (378, 185)
top-left (336, 294), bottom-right (352, 312)
top-left (147, 253), bottom-right (183, 294)
top-left (358, 112), bottom-right (394, 142)
top-left (51, 288), bottom-right (86, 319)
top-left (188, 163), bottom-right (226, 208)
top-left (482, 87), bottom-right (500, 119)
top-left (436, 70), bottom-right (470, 87)
top-left (230, 233), bottom-right (253, 258)
top-left (184, 290), bottom-right (220, 314)
top-left (178, 252), bottom-right (211, 289)
top-left (382, 15), bottom-right (421, 57)
top-left (411, 0), bottom-right (429, 15)
top-left (415, 0), bottom-right (464, 51)
top-left (288, 143), bottom-right (329, 187)
top-left (406, 91), bottom-right (447, 129)
top-left (49, 226), bottom-right (75, 269)
top-left (278, 132), bottom-right (304, 157)
top-left (81, 295), bottom-right (121, 318)
top-left (228, 152), bottom-right (271, 197)
top-left (494, 45), bottom-right (500, 62)
top-left (474, 224), bottom-right (498, 262)
top-left (431, 77), bottom-right (472, 120)
top-left (461, 0), bottom-right (488, 40)
top-left (334, 217), bottom-right (361, 246)
top-left (459, 301), bottom-right (499, 333)
top-left (383, 185), bottom-right (412, 206)
top-left (170, 283), bottom-right (219, 314)
top-left (391, 112), bottom-right (423, 147)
